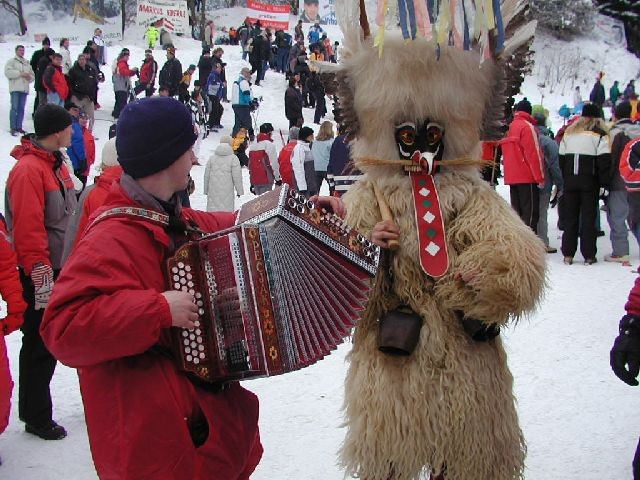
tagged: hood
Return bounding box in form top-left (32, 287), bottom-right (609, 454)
top-left (96, 166), bottom-right (123, 187)
top-left (214, 143), bottom-right (234, 156)
top-left (613, 120), bottom-right (640, 140)
top-left (10, 135), bottom-right (57, 166)
top-left (514, 111), bottom-right (536, 125)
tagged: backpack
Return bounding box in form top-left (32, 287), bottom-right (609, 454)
top-left (278, 142), bottom-right (296, 187)
top-left (248, 149), bottom-right (271, 186)
top-left (620, 138), bottom-right (640, 192)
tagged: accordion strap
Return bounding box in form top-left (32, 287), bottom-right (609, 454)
top-left (91, 206), bottom-right (171, 228)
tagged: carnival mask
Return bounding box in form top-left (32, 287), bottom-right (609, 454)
top-left (395, 121), bottom-right (444, 173)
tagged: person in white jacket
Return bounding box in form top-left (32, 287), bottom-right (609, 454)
top-left (203, 135), bottom-right (244, 212)
top-left (291, 126), bottom-right (315, 196)
top-left (59, 38), bottom-right (73, 76)
top-left (4, 45), bottom-right (34, 136)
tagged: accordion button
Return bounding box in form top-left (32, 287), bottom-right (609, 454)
top-left (173, 275), bottom-right (179, 281)
top-left (182, 331), bottom-right (189, 337)
top-left (198, 308), bottom-right (205, 315)
top-left (193, 358), bottom-right (200, 364)
top-left (195, 328), bottom-right (201, 335)
top-left (183, 338), bottom-right (189, 345)
top-left (180, 278), bottom-right (186, 285)
top-left (178, 262), bottom-right (185, 269)
top-left (194, 321), bottom-right (201, 327)
top-left (171, 267), bottom-right (178, 274)
top-left (189, 333), bottom-right (195, 340)
top-left (196, 337), bottom-right (203, 344)
top-left (186, 355), bottom-right (192, 362)
top-left (195, 292), bottom-right (202, 299)
top-left (174, 283), bottom-right (181, 289)
top-left (186, 273), bottom-right (193, 280)
top-left (185, 346), bottom-right (191, 353)
top-left (196, 300), bottom-right (204, 307)
top-left (198, 345), bottom-right (205, 352)
top-left (199, 352), bottom-right (205, 359)
top-left (185, 265), bottom-right (192, 272)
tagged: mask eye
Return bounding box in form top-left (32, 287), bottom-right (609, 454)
top-left (395, 122), bottom-right (417, 146)
top-left (425, 122), bottom-right (444, 146)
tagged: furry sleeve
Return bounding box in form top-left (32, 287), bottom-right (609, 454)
top-left (434, 182), bottom-right (546, 324)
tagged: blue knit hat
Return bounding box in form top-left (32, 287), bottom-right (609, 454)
top-left (116, 97), bottom-right (197, 179)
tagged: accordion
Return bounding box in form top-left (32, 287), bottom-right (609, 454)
top-left (166, 185), bottom-right (380, 383)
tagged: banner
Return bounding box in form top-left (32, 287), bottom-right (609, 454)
top-left (136, 0), bottom-right (189, 34)
top-left (247, 0), bottom-right (290, 31)
top-left (298, 0), bottom-right (336, 25)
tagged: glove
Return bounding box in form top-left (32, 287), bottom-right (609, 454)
top-left (2, 313), bottom-right (23, 335)
top-left (275, 179), bottom-right (283, 186)
top-left (599, 187), bottom-right (609, 200)
top-left (250, 185), bottom-right (256, 194)
top-left (31, 263), bottom-right (54, 311)
top-left (611, 314), bottom-right (640, 386)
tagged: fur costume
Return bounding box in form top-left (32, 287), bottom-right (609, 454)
top-left (328, 1), bottom-right (546, 479)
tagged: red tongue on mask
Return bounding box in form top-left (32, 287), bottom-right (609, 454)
top-left (409, 163), bottom-right (449, 278)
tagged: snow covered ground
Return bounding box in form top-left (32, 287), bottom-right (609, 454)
top-left (0, 8), bottom-right (639, 479)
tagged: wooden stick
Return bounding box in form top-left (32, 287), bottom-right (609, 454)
top-left (372, 183), bottom-right (399, 251)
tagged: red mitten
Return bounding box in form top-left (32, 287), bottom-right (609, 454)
top-left (2, 313), bottom-right (23, 335)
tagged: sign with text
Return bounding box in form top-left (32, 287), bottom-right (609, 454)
top-left (246, 0), bottom-right (290, 31)
top-left (136, 0), bottom-right (189, 34)
top-left (298, 0), bottom-right (336, 25)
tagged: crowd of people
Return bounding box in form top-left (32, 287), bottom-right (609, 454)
top-left (2, 15), bottom-right (640, 479)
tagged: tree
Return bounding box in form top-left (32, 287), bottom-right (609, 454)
top-left (530, 0), bottom-right (596, 39)
top-left (0, 0), bottom-right (27, 35)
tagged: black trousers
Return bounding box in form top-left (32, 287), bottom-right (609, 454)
top-left (112, 90), bottom-right (128, 119)
top-left (561, 188), bottom-right (598, 259)
top-left (232, 105), bottom-right (253, 140)
top-left (509, 183), bottom-right (539, 233)
top-left (207, 95), bottom-right (223, 127)
top-left (18, 269), bottom-right (59, 426)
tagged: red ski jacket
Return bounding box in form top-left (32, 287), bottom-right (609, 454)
top-left (278, 141), bottom-right (296, 187)
top-left (41, 179), bottom-right (262, 479)
top-left (76, 166), bottom-right (123, 246)
top-left (501, 111), bottom-right (545, 185)
top-left (5, 137), bottom-right (77, 274)
top-left (43, 64), bottom-right (69, 99)
top-left (626, 275), bottom-right (640, 317)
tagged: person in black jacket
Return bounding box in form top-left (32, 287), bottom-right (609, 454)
top-left (158, 47), bottom-right (182, 97)
top-left (306, 71), bottom-right (326, 124)
top-left (589, 74), bottom-right (606, 110)
top-left (211, 48), bottom-right (228, 102)
top-left (284, 75), bottom-right (303, 128)
top-left (197, 47), bottom-right (213, 93)
top-left (249, 33), bottom-right (269, 86)
top-left (33, 48), bottom-right (55, 116)
top-left (68, 54), bottom-right (98, 130)
top-left (30, 37), bottom-right (51, 113)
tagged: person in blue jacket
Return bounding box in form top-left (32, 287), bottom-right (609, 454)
top-left (231, 67), bottom-right (254, 140)
top-left (65, 101), bottom-right (87, 187)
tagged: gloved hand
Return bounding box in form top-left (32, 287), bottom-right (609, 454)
top-left (2, 313), bottom-right (23, 335)
top-left (31, 263), bottom-right (54, 311)
top-left (611, 314), bottom-right (640, 386)
top-left (275, 179), bottom-right (283, 186)
top-left (250, 185), bottom-right (256, 194)
top-left (599, 187), bottom-right (609, 200)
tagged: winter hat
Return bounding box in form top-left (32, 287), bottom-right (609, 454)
top-left (220, 135), bottom-right (232, 145)
top-left (259, 123), bottom-right (274, 133)
top-left (532, 113), bottom-right (546, 127)
top-left (34, 104), bottom-right (72, 138)
top-left (116, 97), bottom-right (197, 179)
top-left (289, 126), bottom-right (300, 140)
top-left (299, 126), bottom-right (314, 142)
top-left (581, 103), bottom-right (601, 119)
top-left (515, 98), bottom-right (532, 115)
top-left (202, 47), bottom-right (211, 55)
top-left (100, 138), bottom-right (119, 172)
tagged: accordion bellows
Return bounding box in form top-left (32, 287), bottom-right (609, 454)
top-left (167, 186), bottom-right (380, 383)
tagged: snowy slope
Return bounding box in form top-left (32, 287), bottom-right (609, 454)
top-left (0, 11), bottom-right (638, 480)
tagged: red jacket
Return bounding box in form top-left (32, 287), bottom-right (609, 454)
top-left (278, 141), bottom-right (296, 187)
top-left (82, 126), bottom-right (96, 176)
top-left (76, 166), bottom-right (123, 246)
top-left (501, 111), bottom-right (545, 185)
top-left (43, 64), bottom-right (69, 100)
top-left (41, 179), bottom-right (262, 479)
top-left (626, 275), bottom-right (640, 317)
top-left (0, 219), bottom-right (27, 435)
top-left (6, 137), bottom-right (77, 274)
